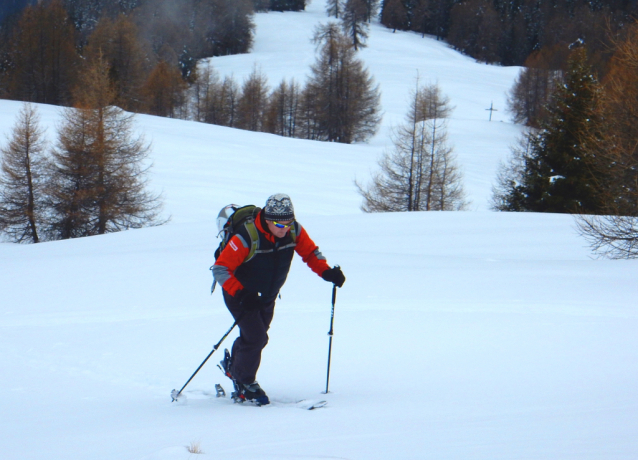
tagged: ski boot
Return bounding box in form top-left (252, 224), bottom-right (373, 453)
top-left (218, 349), bottom-right (270, 406)
top-left (234, 381), bottom-right (270, 406)
top-left (218, 348), bottom-right (234, 381)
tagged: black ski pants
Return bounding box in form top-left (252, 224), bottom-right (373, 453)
top-left (223, 290), bottom-right (275, 385)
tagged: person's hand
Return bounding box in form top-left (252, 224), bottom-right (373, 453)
top-left (322, 266), bottom-right (345, 287)
top-left (235, 290), bottom-right (262, 310)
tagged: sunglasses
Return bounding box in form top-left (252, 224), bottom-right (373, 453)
top-left (271, 220), bottom-right (293, 229)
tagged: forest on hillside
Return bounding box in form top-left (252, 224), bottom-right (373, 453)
top-left (2, 0), bottom-right (637, 112)
top-left (379, 0), bottom-right (638, 72)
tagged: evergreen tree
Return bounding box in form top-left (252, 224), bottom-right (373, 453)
top-left (490, 132), bottom-right (532, 212)
top-left (503, 48), bottom-right (605, 214)
top-left (0, 103), bottom-right (48, 243)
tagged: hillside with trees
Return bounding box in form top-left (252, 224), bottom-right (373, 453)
top-left (379, 0), bottom-right (638, 72)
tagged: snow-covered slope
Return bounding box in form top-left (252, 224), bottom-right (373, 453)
top-left (1, 1), bottom-right (637, 459)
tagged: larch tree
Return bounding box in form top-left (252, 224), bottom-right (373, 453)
top-left (83, 14), bottom-right (151, 112)
top-left (140, 60), bottom-right (188, 118)
top-left (46, 56), bottom-right (164, 239)
top-left (192, 62), bottom-right (221, 123)
top-left (356, 81), bottom-right (467, 212)
top-left (506, 46), bottom-right (567, 128)
top-left (342, 0), bottom-right (369, 51)
top-left (201, 0), bottom-right (255, 57)
top-left (575, 24), bottom-right (638, 258)
top-left (236, 67), bottom-right (270, 132)
top-left (4, 0), bottom-right (79, 105)
top-left (218, 75), bottom-right (241, 128)
top-left (306, 23), bottom-right (381, 143)
top-left (264, 78), bottom-right (301, 138)
top-left (361, 0), bottom-right (380, 22)
top-left (380, 0), bottom-right (407, 33)
top-left (326, 0), bottom-right (345, 18)
top-left (0, 103), bottom-right (48, 243)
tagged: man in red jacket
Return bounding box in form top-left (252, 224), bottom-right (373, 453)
top-left (212, 193), bottom-right (345, 405)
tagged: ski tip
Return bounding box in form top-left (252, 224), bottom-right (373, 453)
top-left (308, 401), bottom-right (327, 410)
top-left (295, 399), bottom-right (327, 410)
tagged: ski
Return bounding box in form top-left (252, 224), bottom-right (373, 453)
top-left (214, 384), bottom-right (327, 410)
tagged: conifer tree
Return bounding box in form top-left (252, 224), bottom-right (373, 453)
top-left (361, 0), bottom-right (380, 22)
top-left (83, 14), bottom-right (150, 112)
top-left (575, 24), bottom-right (638, 258)
top-left (46, 107), bottom-right (97, 239)
top-left (219, 75), bottom-right (241, 128)
top-left (236, 67), bottom-right (269, 132)
top-left (192, 62), bottom-right (221, 123)
top-left (0, 103), bottom-right (48, 243)
top-left (326, 0), bottom-right (344, 18)
top-left (490, 132), bottom-right (532, 212)
top-left (306, 23), bottom-right (381, 143)
top-left (520, 48), bottom-right (604, 214)
top-left (140, 61), bottom-right (188, 118)
top-left (342, 0), bottom-right (369, 51)
top-left (380, 0), bottom-right (407, 33)
top-left (4, 0), bottom-right (79, 105)
top-left (264, 79), bottom-right (301, 138)
top-left (356, 82), bottom-right (466, 212)
top-left (506, 46), bottom-right (567, 128)
top-left (46, 56), bottom-right (163, 239)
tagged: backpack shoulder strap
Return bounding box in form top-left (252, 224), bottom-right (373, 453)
top-left (243, 220), bottom-right (259, 262)
top-left (290, 221), bottom-right (299, 243)
top-left (241, 206), bottom-right (262, 263)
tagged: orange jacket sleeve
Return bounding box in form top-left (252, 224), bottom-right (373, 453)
top-left (212, 235), bottom-right (248, 297)
top-left (294, 224), bottom-right (331, 277)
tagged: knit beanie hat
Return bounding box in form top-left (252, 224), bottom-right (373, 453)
top-left (263, 193), bottom-right (295, 221)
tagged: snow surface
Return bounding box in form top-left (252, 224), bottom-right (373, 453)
top-left (1, 1), bottom-right (637, 459)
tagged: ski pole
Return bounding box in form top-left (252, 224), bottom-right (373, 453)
top-left (324, 284), bottom-right (338, 394)
top-left (171, 313), bottom-right (243, 402)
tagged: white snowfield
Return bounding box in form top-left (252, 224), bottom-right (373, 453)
top-left (1, 1), bottom-right (637, 459)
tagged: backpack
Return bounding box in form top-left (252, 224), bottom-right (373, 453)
top-left (214, 204), bottom-right (261, 263)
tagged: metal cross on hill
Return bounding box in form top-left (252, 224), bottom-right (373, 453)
top-left (486, 101), bottom-right (498, 121)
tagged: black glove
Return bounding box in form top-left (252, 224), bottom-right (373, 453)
top-left (234, 290), bottom-right (262, 310)
top-left (322, 266), bottom-right (345, 287)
